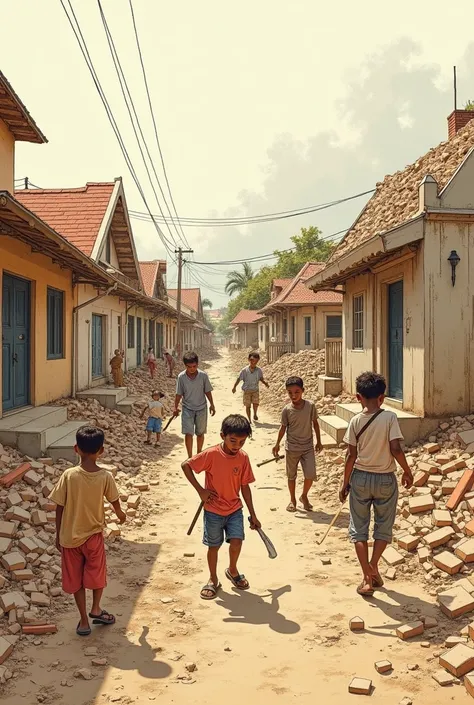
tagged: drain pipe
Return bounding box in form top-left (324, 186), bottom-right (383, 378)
top-left (72, 283), bottom-right (118, 398)
top-left (124, 302), bottom-right (134, 373)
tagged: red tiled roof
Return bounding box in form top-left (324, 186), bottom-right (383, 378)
top-left (230, 310), bottom-right (264, 325)
top-left (139, 261), bottom-right (159, 297)
top-left (0, 71), bottom-right (47, 144)
top-left (261, 262), bottom-right (342, 310)
top-left (167, 288), bottom-right (200, 313)
top-left (273, 278), bottom-right (292, 289)
top-left (14, 183), bottom-right (115, 256)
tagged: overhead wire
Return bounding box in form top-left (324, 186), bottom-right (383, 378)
top-left (59, 0), bottom-right (176, 259)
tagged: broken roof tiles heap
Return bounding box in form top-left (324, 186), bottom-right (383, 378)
top-left (230, 310), bottom-right (264, 325)
top-left (329, 119), bottom-right (474, 263)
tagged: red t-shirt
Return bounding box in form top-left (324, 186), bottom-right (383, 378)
top-left (188, 444), bottom-right (255, 516)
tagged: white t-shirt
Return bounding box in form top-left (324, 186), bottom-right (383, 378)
top-left (148, 401), bottom-right (164, 419)
top-left (343, 409), bottom-right (403, 474)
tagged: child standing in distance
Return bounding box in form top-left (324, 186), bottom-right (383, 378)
top-left (146, 347), bottom-right (157, 379)
top-left (140, 390), bottom-right (165, 446)
top-left (49, 426), bottom-right (126, 636)
top-left (339, 372), bottom-right (413, 597)
top-left (164, 350), bottom-right (175, 378)
top-left (273, 376), bottom-right (323, 513)
top-left (175, 351), bottom-right (215, 458)
top-left (182, 414), bottom-right (261, 600)
top-left (232, 351), bottom-right (269, 423)
top-left (109, 349), bottom-right (124, 388)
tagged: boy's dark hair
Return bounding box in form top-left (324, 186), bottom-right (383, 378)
top-left (221, 414), bottom-right (252, 438)
top-left (148, 346), bottom-right (153, 351)
top-left (76, 425), bottom-right (105, 455)
top-left (183, 351), bottom-right (199, 365)
top-left (248, 351), bottom-right (260, 360)
top-left (285, 376), bottom-right (304, 389)
top-left (356, 371), bottom-right (386, 399)
top-left (152, 390), bottom-right (165, 398)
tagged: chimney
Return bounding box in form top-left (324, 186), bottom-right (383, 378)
top-left (447, 109), bottom-right (474, 139)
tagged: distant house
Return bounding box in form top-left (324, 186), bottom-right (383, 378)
top-left (258, 263), bottom-right (342, 367)
top-left (307, 108), bottom-right (474, 439)
top-left (229, 310), bottom-right (263, 349)
top-left (167, 287), bottom-right (212, 351)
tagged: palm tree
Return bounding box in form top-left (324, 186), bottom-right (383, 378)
top-left (202, 298), bottom-right (213, 308)
top-left (225, 262), bottom-right (254, 297)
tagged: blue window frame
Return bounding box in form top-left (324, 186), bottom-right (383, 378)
top-left (47, 287), bottom-right (64, 360)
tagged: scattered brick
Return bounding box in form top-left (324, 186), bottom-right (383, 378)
top-left (398, 535), bottom-right (420, 551)
top-left (386, 567), bottom-right (397, 580)
top-left (447, 469), bottom-right (474, 511)
top-left (465, 519), bottom-right (474, 536)
top-left (349, 617), bottom-right (364, 631)
top-left (0, 552), bottom-right (26, 572)
top-left (0, 592), bottom-right (28, 613)
top-left (30, 593), bottom-right (50, 607)
top-left (374, 660), bottom-right (392, 673)
top-left (12, 569), bottom-right (35, 582)
top-left (348, 678), bottom-right (372, 695)
top-left (396, 621), bottom-right (424, 640)
top-left (127, 494), bottom-right (141, 509)
top-left (0, 536), bottom-right (13, 554)
top-left (441, 459), bottom-right (467, 476)
top-left (5, 506), bottom-right (30, 523)
top-left (456, 538), bottom-right (474, 563)
top-left (0, 521), bottom-right (15, 539)
top-left (5, 491), bottom-right (22, 508)
top-left (31, 510), bottom-right (47, 526)
top-left (0, 462), bottom-right (31, 487)
top-left (421, 615), bottom-right (438, 628)
top-left (417, 547), bottom-right (431, 563)
top-left (424, 443), bottom-right (440, 454)
top-left (432, 509), bottom-right (452, 527)
top-left (438, 586), bottom-right (474, 618)
top-left (22, 624), bottom-right (57, 635)
top-left (413, 471), bottom-right (429, 487)
top-left (433, 551), bottom-right (464, 575)
top-left (439, 643), bottom-right (474, 677)
top-left (382, 546), bottom-right (405, 566)
top-left (23, 470), bottom-right (42, 486)
top-left (0, 636), bottom-right (14, 665)
top-left (424, 526), bottom-right (455, 549)
top-left (465, 671), bottom-right (474, 698)
top-left (409, 494), bottom-right (435, 514)
top-left (432, 669), bottom-right (455, 686)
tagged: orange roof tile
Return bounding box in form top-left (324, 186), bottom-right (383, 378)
top-left (261, 262), bottom-right (342, 311)
top-left (167, 288), bottom-right (200, 313)
top-left (14, 183), bottom-right (115, 256)
top-left (230, 310), bottom-right (264, 325)
top-left (0, 71), bottom-right (47, 144)
top-left (139, 261), bottom-right (159, 297)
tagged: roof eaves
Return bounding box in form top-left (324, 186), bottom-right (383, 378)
top-left (0, 71), bottom-right (48, 144)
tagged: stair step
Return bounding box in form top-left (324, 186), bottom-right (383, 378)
top-left (116, 396), bottom-right (142, 415)
top-left (0, 406), bottom-right (68, 457)
top-left (320, 430), bottom-right (339, 449)
top-left (76, 387), bottom-right (128, 410)
top-left (319, 414), bottom-right (348, 444)
top-left (47, 421), bottom-right (88, 463)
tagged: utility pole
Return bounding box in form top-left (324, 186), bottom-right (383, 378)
top-left (175, 247), bottom-right (193, 357)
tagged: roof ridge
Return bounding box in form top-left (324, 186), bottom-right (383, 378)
top-left (14, 182), bottom-right (115, 195)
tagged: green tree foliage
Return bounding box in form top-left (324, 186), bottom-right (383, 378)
top-left (221, 226), bottom-right (335, 332)
top-left (201, 298), bottom-right (213, 308)
top-left (224, 262), bottom-right (254, 296)
top-left (464, 100), bottom-right (474, 111)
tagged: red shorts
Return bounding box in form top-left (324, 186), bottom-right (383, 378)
top-left (61, 533), bottom-right (107, 594)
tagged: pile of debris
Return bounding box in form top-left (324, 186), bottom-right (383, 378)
top-left (227, 347), bottom-right (268, 372)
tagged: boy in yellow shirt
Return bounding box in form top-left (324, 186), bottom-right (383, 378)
top-left (49, 426), bottom-right (126, 636)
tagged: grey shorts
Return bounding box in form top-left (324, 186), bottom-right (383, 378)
top-left (349, 470), bottom-right (398, 543)
top-left (181, 407), bottom-right (208, 436)
top-left (285, 449), bottom-right (316, 480)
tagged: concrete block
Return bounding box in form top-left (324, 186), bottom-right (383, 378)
top-left (433, 551), bottom-right (464, 575)
top-left (413, 471), bottom-right (429, 487)
top-left (432, 509), bottom-right (452, 527)
top-left (0, 522), bottom-right (15, 539)
top-left (348, 678), bottom-right (372, 695)
top-left (438, 586), bottom-right (474, 618)
top-left (424, 526), bottom-right (455, 549)
top-left (409, 494), bottom-right (435, 514)
top-left (432, 669), bottom-right (455, 686)
top-left (396, 621), bottom-right (424, 640)
top-left (456, 538), bottom-right (474, 563)
top-left (0, 636), bottom-right (14, 665)
top-left (0, 592), bottom-right (28, 613)
top-left (23, 470), bottom-right (41, 486)
top-left (382, 546), bottom-right (405, 566)
top-left (374, 660), bottom-right (392, 673)
top-left (397, 535), bottom-right (420, 552)
top-left (0, 552), bottom-right (26, 572)
top-left (439, 643), bottom-right (474, 677)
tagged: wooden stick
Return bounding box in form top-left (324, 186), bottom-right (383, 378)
top-left (187, 501), bottom-right (204, 536)
top-left (317, 503), bottom-right (346, 545)
top-left (257, 455), bottom-right (284, 468)
top-left (162, 415), bottom-right (176, 432)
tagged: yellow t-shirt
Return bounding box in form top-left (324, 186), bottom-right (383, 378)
top-left (49, 466), bottom-right (120, 548)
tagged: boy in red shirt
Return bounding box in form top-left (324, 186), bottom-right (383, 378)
top-left (182, 414), bottom-right (261, 600)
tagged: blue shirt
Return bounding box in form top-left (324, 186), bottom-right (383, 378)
top-left (239, 365), bottom-right (263, 392)
top-left (176, 370), bottom-right (213, 411)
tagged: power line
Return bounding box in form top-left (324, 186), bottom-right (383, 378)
top-left (59, 0), bottom-right (176, 259)
top-left (127, 0), bottom-right (191, 251)
top-left (128, 189), bottom-right (375, 227)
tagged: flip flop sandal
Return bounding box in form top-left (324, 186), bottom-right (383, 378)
top-left (372, 574), bottom-right (384, 588)
top-left (144, 440), bottom-right (152, 445)
top-left (89, 609), bottom-right (116, 625)
top-left (356, 582), bottom-right (374, 597)
top-left (286, 503), bottom-right (297, 513)
top-left (76, 623), bottom-right (92, 636)
top-left (299, 497), bottom-right (314, 510)
top-left (200, 582), bottom-right (221, 600)
top-left (225, 568), bottom-right (249, 590)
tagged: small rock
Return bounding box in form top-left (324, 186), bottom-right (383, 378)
top-left (407, 663), bottom-right (419, 671)
top-left (74, 668), bottom-right (93, 680)
top-left (84, 647), bottom-right (98, 657)
top-left (185, 662), bottom-right (197, 672)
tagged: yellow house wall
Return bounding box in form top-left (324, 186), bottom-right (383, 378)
top-left (423, 220), bottom-right (474, 416)
top-left (0, 237), bottom-right (73, 416)
top-left (0, 119), bottom-right (14, 192)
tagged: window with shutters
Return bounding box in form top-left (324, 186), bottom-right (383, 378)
top-left (47, 288), bottom-right (64, 359)
top-left (352, 295), bottom-right (364, 350)
top-left (127, 315), bottom-right (135, 348)
top-left (326, 315), bottom-right (342, 339)
top-left (304, 316), bottom-right (312, 346)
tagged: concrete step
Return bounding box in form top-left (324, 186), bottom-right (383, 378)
top-left (47, 421), bottom-right (87, 463)
top-left (116, 396), bottom-right (142, 415)
top-left (320, 429), bottom-right (339, 449)
top-left (0, 406), bottom-right (68, 457)
top-left (335, 402), bottom-right (439, 447)
top-left (76, 387), bottom-right (128, 410)
top-left (318, 375), bottom-right (343, 397)
top-left (319, 414), bottom-right (348, 444)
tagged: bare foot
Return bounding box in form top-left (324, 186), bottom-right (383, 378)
top-left (286, 502), bottom-right (297, 513)
top-left (369, 564), bottom-right (384, 587)
top-left (357, 575), bottom-right (374, 596)
top-left (299, 495), bottom-right (313, 511)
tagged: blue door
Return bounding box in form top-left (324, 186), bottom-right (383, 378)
top-left (136, 317), bottom-right (142, 366)
top-left (2, 274), bottom-right (30, 411)
top-left (91, 314), bottom-right (104, 378)
top-left (388, 281), bottom-right (403, 400)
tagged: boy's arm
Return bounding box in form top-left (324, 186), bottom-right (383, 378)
top-left (313, 419), bottom-right (323, 452)
top-left (390, 440), bottom-right (414, 488)
top-left (232, 377), bottom-right (241, 393)
top-left (111, 499), bottom-right (127, 523)
top-left (55, 505), bottom-right (64, 551)
top-left (340, 445), bottom-right (357, 502)
top-left (181, 460), bottom-right (216, 503)
top-left (241, 484), bottom-right (261, 529)
top-left (205, 391), bottom-right (216, 416)
top-left (140, 404), bottom-right (147, 419)
top-left (174, 394), bottom-right (182, 415)
top-left (272, 424), bottom-right (287, 457)
top-left (260, 370), bottom-right (269, 388)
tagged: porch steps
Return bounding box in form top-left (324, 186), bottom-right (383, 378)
top-left (320, 430), bottom-right (339, 449)
top-left (319, 403), bottom-right (440, 448)
top-left (0, 407), bottom-right (86, 460)
top-left (116, 395), bottom-right (142, 415)
top-left (76, 387), bottom-right (128, 410)
top-left (47, 422), bottom-right (88, 463)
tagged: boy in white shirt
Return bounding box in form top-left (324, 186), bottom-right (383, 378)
top-left (140, 391), bottom-right (165, 447)
top-left (339, 372), bottom-right (413, 597)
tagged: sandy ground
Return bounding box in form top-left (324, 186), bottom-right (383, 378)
top-left (2, 350), bottom-right (470, 704)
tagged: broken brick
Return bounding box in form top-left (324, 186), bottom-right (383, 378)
top-left (465, 671), bottom-right (474, 698)
top-left (348, 678), bottom-right (372, 695)
top-left (433, 551), bottom-right (464, 575)
top-left (438, 586), bottom-right (474, 618)
top-left (0, 552), bottom-right (26, 572)
top-left (0, 522), bottom-right (15, 539)
top-left (31, 510), bottom-right (47, 526)
top-left (456, 539), bottom-right (474, 563)
top-left (439, 643), bottom-right (474, 677)
top-left (397, 535), bottom-right (420, 552)
top-left (447, 469), bottom-right (474, 511)
top-left (413, 471), bottom-right (429, 487)
top-left (382, 546), bottom-right (405, 566)
top-left (424, 443), bottom-right (440, 454)
top-left (349, 617), bottom-right (364, 631)
top-left (0, 592), bottom-right (28, 613)
top-left (432, 670), bottom-right (455, 686)
top-left (21, 624), bottom-right (57, 635)
top-left (374, 660), bottom-right (392, 673)
top-left (424, 526), bottom-right (455, 549)
top-left (0, 636), bottom-right (14, 665)
top-left (5, 506), bottom-right (30, 523)
top-left (396, 621), bottom-right (424, 640)
top-left (432, 509), bottom-right (452, 527)
top-left (0, 462), bottom-right (31, 488)
top-left (409, 494), bottom-right (435, 514)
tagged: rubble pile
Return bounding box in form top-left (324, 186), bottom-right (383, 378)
top-left (124, 359), bottom-right (183, 397)
top-left (228, 347), bottom-right (268, 372)
top-left (0, 442), bottom-right (153, 680)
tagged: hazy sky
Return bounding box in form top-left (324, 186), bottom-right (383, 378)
top-left (3, 0), bottom-right (474, 305)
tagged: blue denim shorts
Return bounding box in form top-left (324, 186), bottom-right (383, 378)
top-left (182, 407), bottom-right (208, 436)
top-left (203, 508), bottom-right (245, 547)
top-left (146, 417), bottom-right (163, 433)
top-left (349, 470), bottom-right (398, 543)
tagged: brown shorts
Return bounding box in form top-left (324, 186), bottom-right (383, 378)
top-left (243, 390), bottom-right (260, 407)
top-left (286, 449), bottom-right (316, 481)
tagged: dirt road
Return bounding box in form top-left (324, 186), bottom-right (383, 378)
top-left (2, 351), bottom-right (467, 704)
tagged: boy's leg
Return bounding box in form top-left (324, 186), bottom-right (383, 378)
top-left (83, 534), bottom-right (114, 622)
top-left (370, 473), bottom-right (398, 586)
top-left (181, 408), bottom-right (194, 457)
top-left (225, 510), bottom-right (249, 589)
top-left (252, 392), bottom-right (260, 420)
top-left (74, 587), bottom-right (90, 630)
top-left (195, 408), bottom-right (208, 454)
top-left (202, 511), bottom-right (224, 598)
top-left (285, 452), bottom-right (298, 511)
top-left (155, 432), bottom-right (161, 446)
top-left (61, 544), bottom-right (90, 631)
top-left (243, 392), bottom-right (252, 423)
top-left (252, 403), bottom-right (259, 420)
top-left (348, 471), bottom-right (373, 594)
top-left (299, 450), bottom-right (316, 510)
top-left (185, 434), bottom-right (193, 457)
